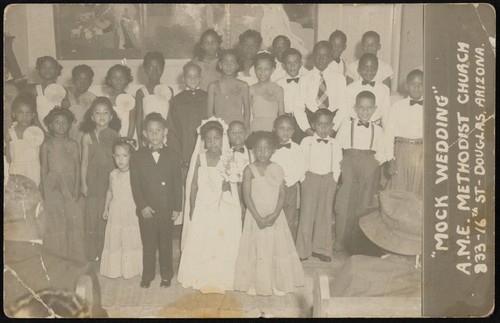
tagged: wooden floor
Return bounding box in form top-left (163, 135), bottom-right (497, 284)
top-left (97, 226), bottom-right (348, 318)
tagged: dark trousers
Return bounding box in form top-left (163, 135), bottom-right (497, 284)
top-left (139, 214), bottom-right (174, 282)
top-left (334, 149), bottom-right (384, 256)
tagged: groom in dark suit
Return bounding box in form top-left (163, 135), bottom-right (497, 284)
top-left (130, 112), bottom-right (182, 288)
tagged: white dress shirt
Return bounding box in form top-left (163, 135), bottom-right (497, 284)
top-left (296, 67), bottom-right (348, 132)
top-left (237, 68), bottom-right (258, 86)
top-left (270, 140), bottom-right (304, 186)
top-left (346, 79), bottom-right (391, 128)
top-left (336, 118), bottom-right (386, 163)
top-left (232, 145), bottom-right (253, 166)
top-left (384, 97), bottom-right (423, 160)
top-left (328, 58), bottom-right (347, 75)
top-left (299, 133), bottom-right (342, 182)
top-left (276, 68), bottom-right (307, 115)
top-left (346, 58), bottom-right (394, 83)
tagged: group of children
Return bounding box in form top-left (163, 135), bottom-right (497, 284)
top-left (4, 27), bottom-right (423, 297)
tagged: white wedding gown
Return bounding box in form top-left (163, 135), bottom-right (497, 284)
top-left (177, 153), bottom-right (242, 293)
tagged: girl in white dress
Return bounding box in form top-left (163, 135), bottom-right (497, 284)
top-left (100, 137), bottom-right (143, 279)
top-left (105, 64), bottom-right (137, 141)
top-left (177, 117), bottom-right (242, 294)
top-left (5, 93), bottom-right (44, 186)
top-left (135, 52), bottom-right (174, 147)
top-left (28, 56), bottom-right (68, 133)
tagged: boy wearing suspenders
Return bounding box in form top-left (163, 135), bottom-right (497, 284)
top-left (334, 91), bottom-right (386, 256)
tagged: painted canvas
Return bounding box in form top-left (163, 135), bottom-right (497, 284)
top-left (54, 4), bottom-right (144, 60)
top-left (54, 4), bottom-right (316, 60)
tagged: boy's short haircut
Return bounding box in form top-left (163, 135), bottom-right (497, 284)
top-left (282, 48), bottom-right (302, 61)
top-left (272, 35), bottom-right (291, 48)
top-left (273, 114), bottom-right (296, 130)
top-left (228, 120), bottom-right (245, 131)
top-left (313, 41), bottom-right (333, 55)
top-left (329, 30), bottom-right (347, 45)
top-left (312, 108), bottom-right (334, 123)
top-left (143, 51), bottom-right (166, 69)
top-left (359, 53), bottom-right (379, 67)
top-left (143, 112), bottom-right (166, 129)
top-left (356, 90), bottom-right (377, 105)
top-left (183, 62), bottom-right (201, 76)
top-left (362, 31), bottom-right (381, 43)
top-left (407, 69), bottom-right (423, 82)
top-left (71, 64), bottom-right (94, 79)
top-left (239, 29), bottom-right (263, 47)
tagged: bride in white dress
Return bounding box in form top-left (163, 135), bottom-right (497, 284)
top-left (177, 117), bottom-right (242, 294)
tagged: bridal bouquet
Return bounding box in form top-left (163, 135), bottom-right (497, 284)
top-left (218, 148), bottom-right (246, 191)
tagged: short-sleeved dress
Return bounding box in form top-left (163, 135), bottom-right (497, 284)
top-left (8, 126), bottom-right (44, 186)
top-left (249, 83), bottom-right (281, 132)
top-left (234, 163), bottom-right (304, 296)
top-left (192, 58), bottom-right (221, 92)
top-left (42, 137), bottom-right (85, 261)
top-left (100, 168), bottom-right (143, 279)
top-left (213, 80), bottom-right (246, 125)
top-left (85, 127), bottom-right (119, 261)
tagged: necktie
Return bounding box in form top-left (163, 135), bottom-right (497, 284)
top-left (332, 57), bottom-right (340, 64)
top-left (316, 138), bottom-right (329, 144)
top-left (317, 72), bottom-right (329, 109)
top-left (362, 80), bottom-right (375, 87)
top-left (232, 147), bottom-right (245, 154)
top-left (410, 99), bottom-right (423, 106)
top-left (357, 121), bottom-right (370, 128)
top-left (286, 78), bottom-right (299, 84)
top-left (278, 143), bottom-right (291, 149)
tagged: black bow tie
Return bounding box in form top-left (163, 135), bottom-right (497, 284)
top-left (362, 80), bottom-right (375, 87)
top-left (357, 121), bottom-right (370, 128)
top-left (232, 147), bottom-right (245, 154)
top-left (278, 143), bottom-right (291, 149)
top-left (151, 147), bottom-right (162, 153)
top-left (331, 57), bottom-right (340, 64)
top-left (410, 99), bottom-right (423, 106)
top-left (286, 77), bottom-right (299, 84)
top-left (316, 138), bottom-right (329, 144)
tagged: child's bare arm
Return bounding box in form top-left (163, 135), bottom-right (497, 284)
top-left (383, 77), bottom-right (392, 91)
top-left (135, 91), bottom-right (144, 146)
top-left (277, 86), bottom-right (285, 115)
top-left (103, 173), bottom-right (113, 220)
top-left (242, 83), bottom-right (251, 131)
top-left (40, 141), bottom-right (49, 196)
top-left (207, 82), bottom-right (216, 117)
top-left (72, 141), bottom-right (81, 198)
top-left (80, 134), bottom-right (90, 197)
top-left (128, 108), bottom-right (136, 139)
top-left (189, 157), bottom-right (200, 219)
top-left (265, 180), bottom-right (286, 226)
top-left (242, 166), bottom-right (266, 229)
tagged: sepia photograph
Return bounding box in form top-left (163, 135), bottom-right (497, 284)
top-left (3, 3), bottom-right (495, 318)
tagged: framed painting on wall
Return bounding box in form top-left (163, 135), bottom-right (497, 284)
top-left (54, 4), bottom-right (317, 61)
top-left (54, 4), bottom-right (144, 60)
